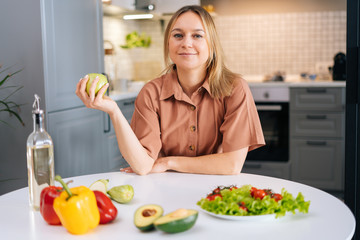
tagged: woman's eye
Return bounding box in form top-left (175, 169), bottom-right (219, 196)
top-left (193, 34), bottom-right (203, 39)
top-left (173, 33), bottom-right (183, 38)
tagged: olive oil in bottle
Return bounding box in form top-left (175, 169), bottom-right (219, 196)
top-left (26, 94), bottom-right (54, 210)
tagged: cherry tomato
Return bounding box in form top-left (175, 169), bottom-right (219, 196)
top-left (264, 189), bottom-right (273, 196)
top-left (212, 187), bottom-right (221, 194)
top-left (251, 188), bottom-right (266, 200)
top-left (238, 201), bottom-right (248, 211)
top-left (272, 193), bottom-right (283, 202)
top-left (229, 186), bottom-right (238, 191)
top-left (206, 193), bottom-right (222, 201)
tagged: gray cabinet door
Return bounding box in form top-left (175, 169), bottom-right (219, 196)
top-left (290, 139), bottom-right (344, 190)
top-left (290, 88), bottom-right (345, 112)
top-left (242, 162), bottom-right (291, 180)
top-left (290, 113), bottom-right (345, 138)
top-left (41, 0), bottom-right (104, 112)
top-left (48, 107), bottom-right (107, 178)
top-left (105, 98), bottom-right (136, 171)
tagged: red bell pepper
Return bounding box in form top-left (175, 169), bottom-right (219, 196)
top-left (40, 186), bottom-right (63, 225)
top-left (93, 190), bottom-right (118, 224)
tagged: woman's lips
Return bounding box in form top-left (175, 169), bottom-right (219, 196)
top-left (179, 53), bottom-right (197, 55)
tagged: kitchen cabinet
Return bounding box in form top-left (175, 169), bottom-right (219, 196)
top-left (242, 162), bottom-right (290, 180)
top-left (48, 97), bottom-right (136, 177)
top-left (41, 0), bottom-right (104, 112)
top-left (106, 97), bottom-right (136, 171)
top-left (48, 108), bottom-right (108, 177)
top-left (289, 87), bottom-right (345, 191)
top-left (42, 0), bottom-right (107, 177)
top-left (0, 0), bottom-right (105, 194)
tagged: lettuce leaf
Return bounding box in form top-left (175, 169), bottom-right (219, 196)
top-left (197, 185), bottom-right (310, 218)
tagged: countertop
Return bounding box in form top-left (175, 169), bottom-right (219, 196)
top-left (0, 172), bottom-right (355, 240)
top-left (109, 90), bottom-right (138, 101)
top-left (248, 80), bottom-right (346, 88)
top-left (108, 80), bottom-right (345, 102)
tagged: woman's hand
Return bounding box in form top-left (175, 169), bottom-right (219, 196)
top-left (150, 157), bottom-right (169, 173)
top-left (75, 75), bottom-right (117, 114)
top-left (120, 158), bottom-right (169, 174)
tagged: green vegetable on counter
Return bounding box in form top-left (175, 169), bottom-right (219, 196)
top-left (154, 208), bottom-right (198, 233)
top-left (89, 179), bottom-right (109, 194)
top-left (134, 204), bottom-right (164, 231)
top-left (197, 184), bottom-right (310, 218)
top-left (108, 184), bottom-right (134, 203)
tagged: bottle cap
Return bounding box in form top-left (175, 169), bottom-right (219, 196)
top-left (32, 94), bottom-right (44, 114)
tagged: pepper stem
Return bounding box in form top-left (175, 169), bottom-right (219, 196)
top-left (55, 175), bottom-right (73, 199)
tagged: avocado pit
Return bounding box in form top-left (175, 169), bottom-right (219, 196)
top-left (142, 209), bottom-right (157, 217)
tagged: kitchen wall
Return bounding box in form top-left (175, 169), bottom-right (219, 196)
top-left (216, 11), bottom-right (346, 76)
top-left (103, 9), bottom-right (346, 84)
top-left (103, 17), bottom-right (165, 84)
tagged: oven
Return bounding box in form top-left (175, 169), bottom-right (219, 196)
top-left (246, 86), bottom-right (290, 162)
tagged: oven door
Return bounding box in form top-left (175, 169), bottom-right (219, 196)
top-left (246, 102), bottom-right (289, 162)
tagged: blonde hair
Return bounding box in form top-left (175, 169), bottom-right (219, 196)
top-left (163, 5), bottom-right (239, 98)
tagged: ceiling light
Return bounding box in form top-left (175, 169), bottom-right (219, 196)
top-left (123, 14), bottom-right (154, 20)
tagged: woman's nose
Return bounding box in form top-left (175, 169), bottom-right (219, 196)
top-left (181, 35), bottom-right (193, 47)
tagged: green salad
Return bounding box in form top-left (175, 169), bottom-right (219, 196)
top-left (197, 185), bottom-right (310, 218)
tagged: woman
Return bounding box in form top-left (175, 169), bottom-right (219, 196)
top-left (76, 5), bottom-right (265, 175)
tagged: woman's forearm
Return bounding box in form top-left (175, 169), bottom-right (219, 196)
top-left (109, 107), bottom-right (155, 175)
top-left (164, 147), bottom-right (249, 175)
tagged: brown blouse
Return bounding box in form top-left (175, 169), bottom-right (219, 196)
top-left (130, 70), bottom-right (265, 160)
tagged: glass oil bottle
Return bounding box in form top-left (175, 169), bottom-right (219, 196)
top-left (26, 94), bottom-right (54, 210)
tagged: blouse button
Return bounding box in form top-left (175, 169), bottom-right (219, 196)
top-left (190, 125), bottom-right (196, 132)
top-left (189, 145), bottom-right (195, 151)
top-left (189, 105), bottom-right (196, 111)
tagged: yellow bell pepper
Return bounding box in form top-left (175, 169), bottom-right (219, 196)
top-left (53, 175), bottom-right (100, 235)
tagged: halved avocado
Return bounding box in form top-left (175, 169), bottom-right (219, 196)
top-left (154, 208), bottom-right (198, 233)
top-left (134, 204), bottom-right (164, 231)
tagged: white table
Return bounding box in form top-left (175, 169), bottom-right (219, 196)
top-left (0, 172), bottom-right (355, 240)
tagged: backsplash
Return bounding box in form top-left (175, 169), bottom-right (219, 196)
top-left (103, 10), bottom-right (346, 83)
top-left (216, 11), bottom-right (346, 76)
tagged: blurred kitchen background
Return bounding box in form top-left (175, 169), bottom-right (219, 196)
top-left (102, 0), bottom-right (346, 87)
top-left (0, 0), bottom-right (347, 196)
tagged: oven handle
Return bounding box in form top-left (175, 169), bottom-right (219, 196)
top-left (256, 105), bottom-right (282, 111)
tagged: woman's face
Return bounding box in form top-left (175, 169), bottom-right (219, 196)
top-left (168, 11), bottom-right (209, 72)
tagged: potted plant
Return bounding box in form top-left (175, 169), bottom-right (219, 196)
top-left (0, 64), bottom-right (25, 127)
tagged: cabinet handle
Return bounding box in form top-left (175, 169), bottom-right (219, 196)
top-left (306, 115), bottom-right (327, 120)
top-left (306, 140), bottom-right (327, 146)
top-left (104, 113), bottom-right (111, 133)
top-left (256, 105), bottom-right (282, 111)
top-left (306, 88), bottom-right (327, 93)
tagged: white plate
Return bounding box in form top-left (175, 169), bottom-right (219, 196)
top-left (199, 208), bottom-right (277, 221)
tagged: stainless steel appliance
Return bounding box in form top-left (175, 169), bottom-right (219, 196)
top-left (246, 85), bottom-right (290, 162)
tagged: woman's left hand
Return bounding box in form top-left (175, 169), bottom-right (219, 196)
top-left (150, 158), bottom-right (169, 173)
top-left (120, 167), bottom-right (134, 173)
top-left (120, 158), bottom-right (169, 174)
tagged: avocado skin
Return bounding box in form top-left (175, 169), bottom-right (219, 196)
top-left (154, 212), bottom-right (198, 233)
top-left (137, 224), bottom-right (155, 232)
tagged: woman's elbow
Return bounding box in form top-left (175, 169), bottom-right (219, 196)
top-left (133, 165), bottom-right (152, 176)
top-left (226, 150), bottom-right (248, 174)
top-left (136, 170), bottom-right (150, 176)
top-left (227, 164), bottom-right (242, 175)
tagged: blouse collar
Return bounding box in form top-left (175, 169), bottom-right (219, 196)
top-left (159, 70), bottom-right (211, 101)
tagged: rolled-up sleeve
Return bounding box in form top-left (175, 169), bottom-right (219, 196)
top-left (130, 83), bottom-right (162, 160)
top-left (220, 78), bottom-right (265, 152)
